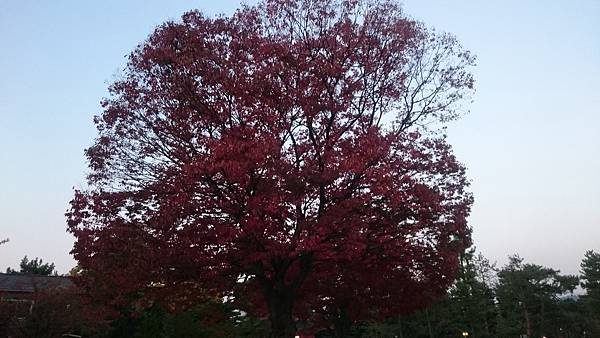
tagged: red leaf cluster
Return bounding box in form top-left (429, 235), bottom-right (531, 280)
top-left (67, 0), bottom-right (474, 334)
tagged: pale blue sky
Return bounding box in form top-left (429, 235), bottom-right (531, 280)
top-left (0, 1), bottom-right (598, 275)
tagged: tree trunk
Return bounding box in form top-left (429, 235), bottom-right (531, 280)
top-left (332, 307), bottom-right (352, 338)
top-left (523, 305), bottom-right (532, 337)
top-left (484, 315), bottom-right (490, 336)
top-left (259, 255), bottom-right (312, 338)
top-left (426, 308), bottom-right (434, 338)
top-left (267, 286), bottom-right (296, 338)
top-left (540, 299), bottom-right (545, 337)
top-left (398, 317), bottom-right (404, 338)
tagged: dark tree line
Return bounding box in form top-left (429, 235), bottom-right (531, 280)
top-left (2, 250), bottom-right (599, 337)
top-left (354, 249), bottom-right (600, 338)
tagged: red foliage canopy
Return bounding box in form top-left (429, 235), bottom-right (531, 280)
top-left (67, 0), bottom-right (474, 336)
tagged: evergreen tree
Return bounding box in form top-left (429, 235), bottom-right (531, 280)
top-left (358, 249), bottom-right (498, 338)
top-left (495, 255), bottom-right (578, 338)
top-left (6, 256), bottom-right (57, 276)
top-left (450, 249), bottom-right (498, 337)
top-left (580, 250), bottom-right (600, 335)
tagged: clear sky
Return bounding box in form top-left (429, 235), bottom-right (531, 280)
top-left (0, 0), bottom-right (598, 275)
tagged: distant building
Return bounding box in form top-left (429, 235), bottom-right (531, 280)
top-left (0, 273), bottom-right (74, 318)
top-left (0, 273), bottom-right (73, 299)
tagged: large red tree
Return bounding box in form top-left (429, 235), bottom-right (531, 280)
top-left (67, 0), bottom-right (475, 336)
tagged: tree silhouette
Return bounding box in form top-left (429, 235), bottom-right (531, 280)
top-left (6, 256), bottom-right (57, 276)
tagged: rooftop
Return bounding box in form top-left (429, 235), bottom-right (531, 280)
top-left (0, 273), bottom-right (73, 293)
